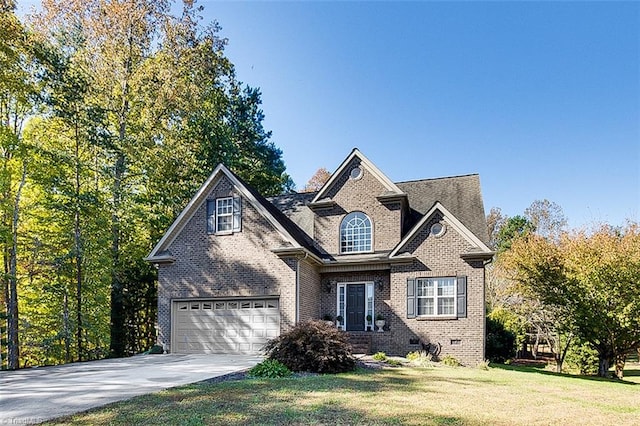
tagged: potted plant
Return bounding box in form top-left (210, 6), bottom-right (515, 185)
top-left (375, 313), bottom-right (385, 333)
top-left (366, 314), bottom-right (372, 331)
top-left (335, 315), bottom-right (344, 329)
top-left (322, 314), bottom-right (334, 326)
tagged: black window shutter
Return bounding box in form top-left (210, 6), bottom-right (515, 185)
top-left (206, 200), bottom-right (215, 233)
top-left (456, 276), bottom-right (467, 318)
top-left (232, 196), bottom-right (242, 232)
top-left (407, 278), bottom-right (416, 319)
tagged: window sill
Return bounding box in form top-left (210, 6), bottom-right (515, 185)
top-left (416, 316), bottom-right (457, 321)
top-left (339, 250), bottom-right (375, 255)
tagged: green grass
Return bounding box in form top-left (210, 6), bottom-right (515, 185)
top-left (45, 362), bottom-right (640, 426)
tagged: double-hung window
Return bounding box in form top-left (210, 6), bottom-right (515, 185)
top-left (207, 196), bottom-right (241, 234)
top-left (417, 277), bottom-right (456, 316)
top-left (216, 198), bottom-right (234, 232)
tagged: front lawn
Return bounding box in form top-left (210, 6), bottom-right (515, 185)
top-left (45, 362), bottom-right (640, 425)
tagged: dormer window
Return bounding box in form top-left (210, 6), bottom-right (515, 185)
top-left (207, 196), bottom-right (241, 234)
top-left (340, 212), bottom-right (372, 253)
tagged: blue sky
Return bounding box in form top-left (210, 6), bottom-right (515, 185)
top-left (199, 1), bottom-right (639, 229)
top-left (19, 1), bottom-right (640, 228)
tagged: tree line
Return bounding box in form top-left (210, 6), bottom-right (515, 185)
top-left (0, 0), bottom-right (292, 370)
top-left (486, 200), bottom-right (639, 379)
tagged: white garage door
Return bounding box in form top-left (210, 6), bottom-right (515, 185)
top-left (173, 299), bottom-right (280, 354)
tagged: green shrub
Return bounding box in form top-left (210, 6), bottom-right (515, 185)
top-left (565, 341), bottom-right (599, 375)
top-left (387, 358), bottom-right (403, 367)
top-left (485, 316), bottom-right (516, 363)
top-left (248, 359), bottom-right (292, 378)
top-left (372, 351), bottom-right (387, 361)
top-left (263, 320), bottom-right (356, 374)
top-left (441, 355), bottom-right (461, 367)
top-left (148, 345), bottom-right (164, 354)
top-left (488, 308), bottom-right (527, 353)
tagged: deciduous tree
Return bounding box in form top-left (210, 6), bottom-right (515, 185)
top-left (0, 2), bottom-right (45, 369)
top-left (302, 167), bottom-right (331, 193)
top-left (524, 199), bottom-right (567, 240)
top-left (504, 224), bottom-right (640, 378)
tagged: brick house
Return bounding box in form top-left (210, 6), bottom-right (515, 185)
top-left (146, 148), bottom-right (494, 365)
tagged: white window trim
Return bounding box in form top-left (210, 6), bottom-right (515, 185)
top-left (216, 197), bottom-right (234, 234)
top-left (336, 282), bottom-right (375, 331)
top-left (339, 211), bottom-right (374, 254)
top-left (416, 277), bottom-right (457, 318)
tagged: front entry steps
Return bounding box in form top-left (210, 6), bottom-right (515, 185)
top-left (347, 333), bottom-right (372, 354)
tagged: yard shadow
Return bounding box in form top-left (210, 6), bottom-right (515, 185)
top-left (491, 363), bottom-right (638, 385)
top-left (45, 369), bottom-right (473, 425)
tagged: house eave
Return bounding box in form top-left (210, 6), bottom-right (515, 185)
top-left (460, 251), bottom-right (495, 261)
top-left (308, 199), bottom-right (337, 210)
top-left (272, 247), bottom-right (324, 265)
top-left (318, 252), bottom-right (416, 273)
top-left (376, 192), bottom-right (408, 204)
top-left (143, 255), bottom-right (176, 265)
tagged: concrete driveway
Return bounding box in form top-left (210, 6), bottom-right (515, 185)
top-left (0, 353), bottom-right (261, 424)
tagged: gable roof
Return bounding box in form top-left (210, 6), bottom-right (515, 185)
top-left (390, 201), bottom-right (493, 258)
top-left (396, 174), bottom-right (490, 245)
top-left (146, 164), bottom-right (320, 263)
top-left (311, 148), bottom-right (405, 204)
top-left (267, 191), bottom-right (316, 237)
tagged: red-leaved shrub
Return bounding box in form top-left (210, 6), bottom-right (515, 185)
top-left (263, 320), bottom-right (356, 373)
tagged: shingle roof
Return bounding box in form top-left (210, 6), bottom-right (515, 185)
top-left (231, 176), bottom-right (323, 257)
top-left (267, 191), bottom-right (316, 237)
top-left (396, 174), bottom-right (489, 245)
top-left (268, 174), bottom-right (489, 247)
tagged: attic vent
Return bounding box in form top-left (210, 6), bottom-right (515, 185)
top-left (350, 166), bottom-right (363, 180)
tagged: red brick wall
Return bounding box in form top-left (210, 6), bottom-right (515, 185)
top-left (387, 212), bottom-right (486, 366)
top-left (156, 167), bottom-right (486, 365)
top-left (314, 158), bottom-right (402, 254)
top-left (156, 175), bottom-right (297, 352)
top-left (319, 271), bottom-right (390, 325)
top-left (298, 258), bottom-right (321, 322)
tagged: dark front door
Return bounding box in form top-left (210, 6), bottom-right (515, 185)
top-left (346, 284), bottom-right (365, 331)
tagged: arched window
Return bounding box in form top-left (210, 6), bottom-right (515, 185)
top-left (340, 212), bottom-right (372, 253)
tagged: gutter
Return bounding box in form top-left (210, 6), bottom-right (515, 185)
top-left (143, 254), bottom-right (176, 265)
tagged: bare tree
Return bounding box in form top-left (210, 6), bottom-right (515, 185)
top-left (525, 199), bottom-right (567, 241)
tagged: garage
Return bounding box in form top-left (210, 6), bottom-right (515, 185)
top-left (172, 298), bottom-right (280, 354)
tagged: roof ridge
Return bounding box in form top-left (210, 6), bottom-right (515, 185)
top-left (268, 191), bottom-right (318, 202)
top-left (395, 173), bottom-right (479, 185)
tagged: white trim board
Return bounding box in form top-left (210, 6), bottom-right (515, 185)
top-left (389, 202), bottom-right (492, 258)
top-left (146, 164), bottom-right (302, 261)
top-left (311, 148), bottom-right (404, 203)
